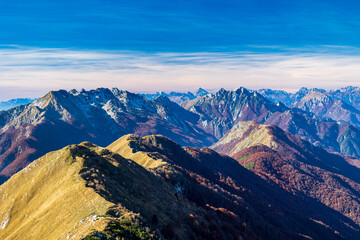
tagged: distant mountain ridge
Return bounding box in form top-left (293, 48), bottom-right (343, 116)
top-left (0, 98), bottom-right (36, 111)
top-left (140, 88), bottom-right (210, 104)
top-left (183, 87), bottom-right (360, 159)
top-left (260, 86), bottom-right (360, 129)
top-left (259, 86), bottom-right (360, 109)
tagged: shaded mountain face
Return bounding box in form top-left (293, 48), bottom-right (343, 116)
top-left (183, 87), bottom-right (360, 158)
top-left (182, 87), bottom-right (287, 139)
top-left (140, 88), bottom-right (209, 104)
top-left (212, 121), bottom-right (360, 228)
top-left (111, 135), bottom-right (360, 240)
top-left (0, 134), bottom-right (353, 239)
top-left (257, 89), bottom-right (293, 106)
top-left (0, 88), bottom-right (215, 182)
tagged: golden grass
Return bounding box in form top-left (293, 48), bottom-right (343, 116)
top-left (107, 134), bottom-right (167, 170)
top-left (0, 136), bottom-right (201, 240)
top-left (0, 144), bottom-right (113, 240)
top-left (212, 121), bottom-right (277, 156)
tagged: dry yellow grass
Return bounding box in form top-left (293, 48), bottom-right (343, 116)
top-left (0, 143), bottom-right (114, 240)
top-left (212, 121), bottom-right (277, 155)
top-left (0, 136), bottom-right (202, 240)
top-left (107, 134), bottom-right (168, 170)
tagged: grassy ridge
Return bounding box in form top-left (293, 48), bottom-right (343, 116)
top-left (0, 144), bottom-right (113, 240)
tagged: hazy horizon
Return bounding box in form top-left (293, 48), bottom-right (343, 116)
top-left (1, 82), bottom-right (359, 102)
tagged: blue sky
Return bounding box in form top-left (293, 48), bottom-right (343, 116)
top-left (0, 0), bottom-right (360, 99)
top-left (1, 0), bottom-right (360, 51)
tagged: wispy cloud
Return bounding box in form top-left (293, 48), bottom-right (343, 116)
top-left (0, 45), bottom-right (360, 100)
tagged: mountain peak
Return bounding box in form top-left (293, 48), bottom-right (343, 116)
top-left (195, 87), bottom-right (209, 96)
top-left (234, 87), bottom-right (250, 95)
top-left (217, 87), bottom-right (227, 95)
top-left (154, 94), bottom-right (172, 103)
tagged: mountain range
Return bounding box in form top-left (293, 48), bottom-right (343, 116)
top-left (140, 88), bottom-right (210, 104)
top-left (183, 87), bottom-right (360, 158)
top-left (1, 134), bottom-right (358, 239)
top-left (0, 88), bottom-right (215, 182)
top-left (260, 87), bottom-right (360, 128)
top-left (3, 86), bottom-right (360, 183)
top-left (2, 86), bottom-right (360, 239)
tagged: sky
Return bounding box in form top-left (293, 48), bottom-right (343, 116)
top-left (1, 0), bottom-right (360, 100)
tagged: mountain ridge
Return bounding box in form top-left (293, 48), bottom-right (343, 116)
top-left (0, 88), bottom-right (215, 183)
top-left (2, 135), bottom-right (351, 239)
top-left (212, 121), bottom-right (360, 226)
top-left (183, 87), bottom-right (360, 159)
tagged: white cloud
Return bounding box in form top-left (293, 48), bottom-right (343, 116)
top-left (0, 45), bottom-right (360, 100)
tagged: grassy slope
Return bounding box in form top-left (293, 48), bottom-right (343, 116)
top-left (0, 143), bottom-right (112, 240)
top-left (211, 121), bottom-right (276, 156)
top-left (107, 134), bottom-right (168, 170)
top-left (0, 138), bottom-right (202, 240)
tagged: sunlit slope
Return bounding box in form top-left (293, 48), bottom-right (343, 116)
top-left (0, 143), bottom-right (112, 240)
top-left (107, 134), bottom-right (168, 170)
top-left (211, 121), bottom-right (276, 156)
top-left (0, 141), bottom-right (196, 240)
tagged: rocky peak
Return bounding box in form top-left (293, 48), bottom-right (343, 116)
top-left (234, 87), bottom-right (249, 95)
top-left (216, 87), bottom-right (227, 96)
top-left (195, 87), bottom-right (209, 96)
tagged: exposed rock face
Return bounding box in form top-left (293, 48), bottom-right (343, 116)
top-left (183, 87), bottom-right (360, 158)
top-left (0, 88), bottom-right (215, 182)
top-left (140, 88), bottom-right (210, 104)
top-left (182, 87), bottom-right (286, 139)
top-left (258, 87), bottom-right (326, 107)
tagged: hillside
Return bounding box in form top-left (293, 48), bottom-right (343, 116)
top-left (0, 140), bottom-right (235, 240)
top-left (108, 134), bottom-right (360, 239)
top-left (0, 135), bottom-right (356, 239)
top-left (212, 121), bottom-right (360, 226)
